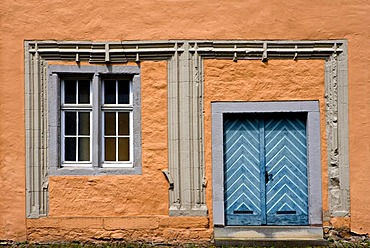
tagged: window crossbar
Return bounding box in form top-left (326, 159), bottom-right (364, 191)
top-left (101, 105), bottom-right (133, 111)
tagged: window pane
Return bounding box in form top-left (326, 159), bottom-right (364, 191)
top-left (78, 80), bottom-right (90, 104)
top-left (78, 112), bottom-right (90, 135)
top-left (104, 80), bottom-right (116, 104)
top-left (118, 80), bottom-right (130, 104)
top-left (65, 137), bottom-right (76, 161)
top-left (104, 112), bottom-right (116, 135)
top-left (78, 137), bottom-right (90, 161)
top-left (105, 137), bottom-right (116, 161)
top-left (65, 112), bottom-right (76, 135)
top-left (64, 80), bottom-right (76, 103)
top-left (118, 112), bottom-right (129, 135)
top-left (118, 138), bottom-right (130, 161)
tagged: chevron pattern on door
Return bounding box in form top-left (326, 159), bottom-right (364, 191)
top-left (264, 116), bottom-right (308, 225)
top-left (223, 113), bottom-right (308, 226)
top-left (223, 115), bottom-right (263, 225)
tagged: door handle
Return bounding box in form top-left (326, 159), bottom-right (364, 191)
top-left (265, 171), bottom-right (273, 183)
top-left (269, 173), bottom-right (273, 182)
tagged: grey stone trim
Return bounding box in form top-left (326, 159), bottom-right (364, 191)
top-left (25, 40), bottom-right (349, 220)
top-left (212, 101), bottom-right (322, 226)
top-left (214, 226), bottom-right (324, 241)
top-left (26, 40), bottom-right (344, 63)
top-left (325, 41), bottom-right (350, 217)
top-left (211, 101), bottom-right (320, 113)
top-left (25, 43), bottom-right (49, 218)
top-left (167, 43), bottom-right (207, 216)
top-left (46, 65), bottom-right (140, 74)
top-left (47, 167), bottom-right (142, 176)
top-left (307, 111), bottom-right (323, 225)
top-left (47, 65), bottom-right (142, 176)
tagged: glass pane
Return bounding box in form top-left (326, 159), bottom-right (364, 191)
top-left (104, 112), bottom-right (116, 135)
top-left (65, 112), bottom-right (76, 135)
top-left (118, 112), bottom-right (129, 135)
top-left (78, 112), bottom-right (90, 135)
top-left (65, 137), bottom-right (76, 161)
top-left (78, 137), bottom-right (90, 161)
top-left (64, 80), bottom-right (76, 103)
top-left (118, 138), bottom-right (130, 161)
top-left (105, 137), bottom-right (116, 161)
top-left (78, 80), bottom-right (90, 104)
top-left (104, 80), bottom-right (116, 104)
top-left (118, 80), bottom-right (130, 104)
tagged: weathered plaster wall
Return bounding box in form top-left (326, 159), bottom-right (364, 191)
top-left (203, 59), bottom-right (328, 227)
top-left (0, 0), bottom-right (370, 240)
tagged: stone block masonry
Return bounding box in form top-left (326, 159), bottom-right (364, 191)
top-left (26, 216), bottom-right (211, 244)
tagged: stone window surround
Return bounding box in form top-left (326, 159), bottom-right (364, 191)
top-left (48, 65), bottom-right (142, 176)
top-left (25, 40), bottom-right (349, 220)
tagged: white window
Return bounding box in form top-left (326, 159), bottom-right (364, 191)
top-left (102, 79), bottom-right (133, 167)
top-left (48, 65), bottom-right (142, 175)
top-left (61, 79), bottom-right (92, 166)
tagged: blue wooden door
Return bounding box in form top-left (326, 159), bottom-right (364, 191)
top-left (223, 115), bottom-right (263, 225)
top-left (223, 114), bottom-right (308, 226)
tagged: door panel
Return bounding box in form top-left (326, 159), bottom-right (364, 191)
top-left (224, 116), bottom-right (263, 225)
top-left (265, 117), bottom-right (308, 225)
top-left (224, 114), bottom-right (308, 226)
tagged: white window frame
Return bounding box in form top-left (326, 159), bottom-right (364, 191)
top-left (60, 78), bottom-right (93, 167)
top-left (48, 65), bottom-right (142, 176)
top-left (101, 78), bottom-right (134, 168)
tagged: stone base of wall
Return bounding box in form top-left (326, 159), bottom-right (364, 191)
top-left (322, 216), bottom-right (370, 246)
top-left (28, 216), bottom-right (367, 245)
top-left (26, 216), bottom-right (212, 244)
top-left (324, 227), bottom-right (370, 246)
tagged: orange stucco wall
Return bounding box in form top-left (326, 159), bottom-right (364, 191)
top-left (1, 0), bottom-right (370, 241)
